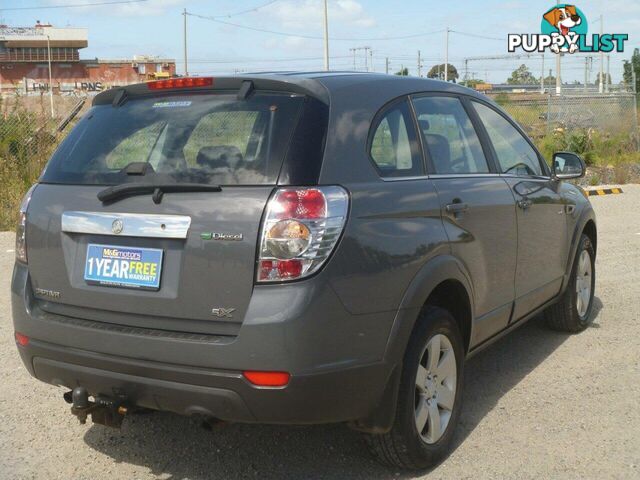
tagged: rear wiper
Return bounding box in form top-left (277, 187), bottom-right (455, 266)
top-left (98, 183), bottom-right (222, 205)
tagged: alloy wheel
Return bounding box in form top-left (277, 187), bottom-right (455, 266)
top-left (414, 334), bottom-right (457, 444)
top-left (575, 249), bottom-right (592, 318)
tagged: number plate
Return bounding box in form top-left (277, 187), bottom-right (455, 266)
top-left (84, 244), bottom-right (163, 290)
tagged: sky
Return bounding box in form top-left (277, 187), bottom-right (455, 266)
top-left (1, 0), bottom-right (638, 84)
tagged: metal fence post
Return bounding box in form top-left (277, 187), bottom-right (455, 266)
top-left (634, 93), bottom-right (640, 152)
top-left (546, 93), bottom-right (552, 134)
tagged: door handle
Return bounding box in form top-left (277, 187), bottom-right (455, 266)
top-left (517, 198), bottom-right (533, 210)
top-left (445, 202), bottom-right (469, 215)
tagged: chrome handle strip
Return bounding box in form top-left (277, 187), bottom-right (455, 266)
top-left (61, 211), bottom-right (191, 239)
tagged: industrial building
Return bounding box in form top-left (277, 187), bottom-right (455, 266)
top-left (0, 22), bottom-right (176, 94)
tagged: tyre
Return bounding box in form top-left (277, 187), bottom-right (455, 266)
top-left (545, 233), bottom-right (596, 332)
top-left (365, 307), bottom-right (464, 470)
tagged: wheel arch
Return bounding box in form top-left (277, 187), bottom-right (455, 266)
top-left (384, 254), bottom-right (475, 365)
top-left (582, 219), bottom-right (597, 256)
top-left (563, 207), bottom-right (597, 292)
top-left (350, 255), bottom-right (474, 434)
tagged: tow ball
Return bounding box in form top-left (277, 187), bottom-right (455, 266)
top-left (63, 386), bottom-right (128, 428)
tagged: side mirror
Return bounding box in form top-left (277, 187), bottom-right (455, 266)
top-left (552, 152), bottom-right (586, 180)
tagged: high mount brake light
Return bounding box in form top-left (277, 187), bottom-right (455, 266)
top-left (147, 77), bottom-right (213, 90)
top-left (257, 186), bottom-right (349, 282)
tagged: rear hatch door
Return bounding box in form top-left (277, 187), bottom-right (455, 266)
top-left (26, 89), bottom-right (306, 336)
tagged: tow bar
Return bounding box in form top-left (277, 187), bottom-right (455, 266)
top-left (63, 386), bottom-right (128, 428)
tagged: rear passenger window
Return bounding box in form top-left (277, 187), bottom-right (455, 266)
top-left (472, 101), bottom-right (543, 177)
top-left (369, 100), bottom-right (423, 177)
top-left (411, 96), bottom-right (489, 174)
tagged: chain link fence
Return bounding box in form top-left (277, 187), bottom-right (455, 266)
top-left (486, 91), bottom-right (639, 138)
top-left (0, 94), bottom-right (89, 229)
top-left (484, 91), bottom-right (640, 172)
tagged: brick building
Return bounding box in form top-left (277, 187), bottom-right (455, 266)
top-left (0, 22), bottom-right (176, 94)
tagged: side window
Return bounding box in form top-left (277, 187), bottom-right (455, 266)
top-left (412, 96), bottom-right (489, 174)
top-left (472, 102), bottom-right (543, 177)
top-left (369, 100), bottom-right (423, 177)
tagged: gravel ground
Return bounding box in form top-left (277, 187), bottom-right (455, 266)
top-left (1, 186), bottom-right (639, 480)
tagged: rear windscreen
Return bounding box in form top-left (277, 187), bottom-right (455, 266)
top-left (41, 92), bottom-right (304, 186)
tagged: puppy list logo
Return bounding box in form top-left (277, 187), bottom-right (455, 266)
top-left (508, 4), bottom-right (628, 54)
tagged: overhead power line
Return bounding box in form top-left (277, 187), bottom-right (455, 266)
top-left (187, 55), bottom-right (352, 64)
top-left (211, 0), bottom-right (280, 19)
top-left (449, 30), bottom-right (503, 42)
top-left (187, 11), bottom-right (445, 41)
top-left (0, 0), bottom-right (146, 10)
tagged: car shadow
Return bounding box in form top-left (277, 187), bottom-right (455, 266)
top-left (83, 298), bottom-right (603, 480)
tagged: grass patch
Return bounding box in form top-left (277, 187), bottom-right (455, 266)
top-left (534, 128), bottom-right (640, 167)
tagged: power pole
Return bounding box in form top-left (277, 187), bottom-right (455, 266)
top-left (464, 59), bottom-right (469, 86)
top-left (584, 56), bottom-right (588, 92)
top-left (541, 53), bottom-right (545, 93)
top-left (417, 50), bottom-right (422, 77)
top-left (362, 46), bottom-right (371, 72)
top-left (555, 52), bottom-right (561, 95)
top-left (46, 34), bottom-right (54, 117)
top-left (183, 8), bottom-right (188, 76)
top-left (323, 0), bottom-right (329, 71)
top-left (350, 46), bottom-right (370, 71)
top-left (444, 27), bottom-right (449, 81)
top-left (555, 0), bottom-right (561, 95)
top-left (606, 54), bottom-right (610, 93)
top-left (385, 57), bottom-right (389, 75)
top-left (599, 14), bottom-right (604, 93)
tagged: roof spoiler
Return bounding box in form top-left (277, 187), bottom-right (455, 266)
top-left (93, 75), bottom-right (329, 106)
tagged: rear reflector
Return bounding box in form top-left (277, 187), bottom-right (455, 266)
top-left (147, 77), bottom-right (213, 90)
top-left (14, 332), bottom-right (29, 346)
top-left (243, 371), bottom-right (290, 387)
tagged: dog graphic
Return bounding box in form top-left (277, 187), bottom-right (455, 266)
top-left (543, 5), bottom-right (582, 53)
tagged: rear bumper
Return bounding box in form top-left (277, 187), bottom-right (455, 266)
top-left (17, 339), bottom-right (389, 424)
top-left (12, 263), bottom-right (397, 424)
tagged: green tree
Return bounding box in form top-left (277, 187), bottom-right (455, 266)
top-left (507, 64), bottom-right (537, 85)
top-left (395, 67), bottom-right (409, 76)
top-left (542, 73), bottom-right (556, 88)
top-left (427, 64), bottom-right (458, 82)
top-left (594, 72), bottom-right (612, 86)
top-left (622, 48), bottom-right (640, 91)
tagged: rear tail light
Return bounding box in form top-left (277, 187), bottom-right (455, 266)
top-left (243, 371), bottom-right (290, 387)
top-left (15, 185), bottom-right (36, 264)
top-left (147, 77), bottom-right (213, 90)
top-left (257, 186), bottom-right (349, 282)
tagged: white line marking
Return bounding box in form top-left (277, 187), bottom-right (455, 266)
top-left (6, 249), bottom-right (15, 253)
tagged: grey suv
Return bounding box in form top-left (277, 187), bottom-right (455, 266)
top-left (12, 73), bottom-right (596, 469)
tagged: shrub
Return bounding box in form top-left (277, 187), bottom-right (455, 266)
top-left (534, 128), bottom-right (640, 168)
top-left (0, 109), bottom-right (58, 230)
